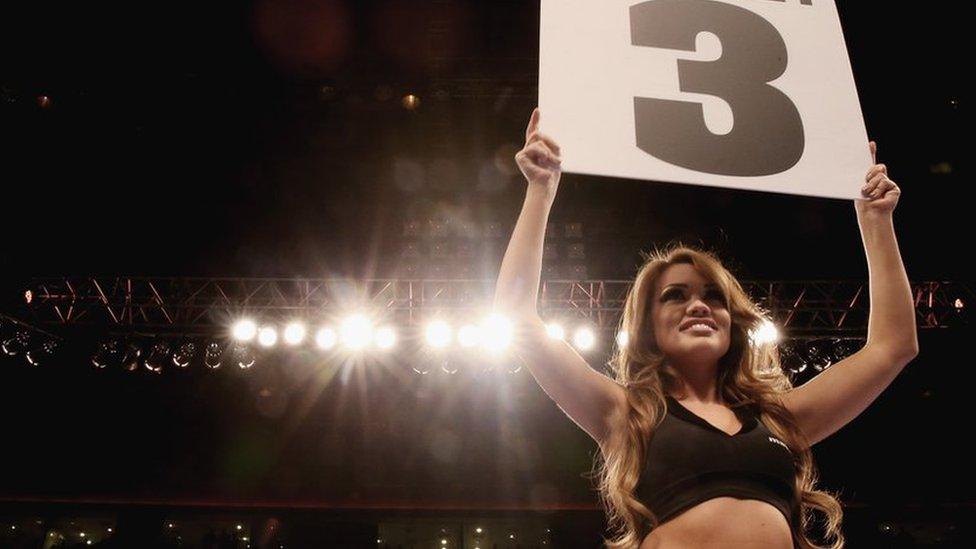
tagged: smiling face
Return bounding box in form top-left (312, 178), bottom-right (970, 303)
top-left (649, 263), bottom-right (732, 366)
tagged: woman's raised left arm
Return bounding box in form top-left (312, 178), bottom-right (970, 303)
top-left (776, 140), bottom-right (919, 446)
top-left (855, 140), bottom-right (919, 359)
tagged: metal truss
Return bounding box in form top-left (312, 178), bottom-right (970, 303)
top-left (19, 277), bottom-right (972, 336)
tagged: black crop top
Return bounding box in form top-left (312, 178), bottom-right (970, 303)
top-left (635, 396), bottom-right (797, 528)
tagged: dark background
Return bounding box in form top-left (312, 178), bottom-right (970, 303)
top-left (0, 1), bottom-right (969, 546)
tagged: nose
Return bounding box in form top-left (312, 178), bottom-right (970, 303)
top-left (687, 298), bottom-right (711, 316)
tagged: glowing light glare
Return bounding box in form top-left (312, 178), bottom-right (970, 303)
top-left (315, 327), bottom-right (338, 350)
top-left (457, 325), bottom-right (479, 348)
top-left (341, 314), bottom-right (373, 349)
top-left (257, 326), bottom-right (278, 347)
top-left (232, 319), bottom-right (258, 342)
top-left (545, 323), bottom-right (565, 340)
top-left (616, 331), bottom-right (629, 348)
top-left (573, 327), bottom-right (596, 350)
top-left (283, 322), bottom-right (306, 345)
top-left (481, 314), bottom-right (513, 352)
top-left (402, 94), bottom-right (420, 110)
top-left (374, 326), bottom-right (397, 349)
top-left (425, 320), bottom-right (452, 348)
top-left (750, 319), bottom-right (781, 346)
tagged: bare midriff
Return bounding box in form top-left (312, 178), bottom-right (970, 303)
top-left (639, 497), bottom-right (793, 549)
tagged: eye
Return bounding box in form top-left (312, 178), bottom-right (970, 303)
top-left (662, 289), bottom-right (682, 300)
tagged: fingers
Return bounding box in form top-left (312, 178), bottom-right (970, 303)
top-left (526, 140), bottom-right (561, 167)
top-left (862, 172), bottom-right (897, 198)
top-left (517, 140), bottom-right (561, 169)
top-left (525, 131), bottom-right (562, 157)
top-left (865, 163), bottom-right (887, 181)
top-left (869, 140), bottom-right (877, 164)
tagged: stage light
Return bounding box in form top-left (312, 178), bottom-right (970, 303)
top-left (425, 320), bottom-right (452, 348)
top-left (234, 343), bottom-right (256, 369)
top-left (315, 327), bottom-right (338, 350)
top-left (457, 324), bottom-right (479, 348)
top-left (340, 314), bottom-right (373, 349)
top-left (616, 330), bottom-right (629, 348)
top-left (545, 323), bottom-right (565, 340)
top-left (572, 327), bottom-right (595, 351)
top-left (257, 326), bottom-right (278, 348)
top-left (171, 341), bottom-right (196, 368)
top-left (831, 338), bottom-right (856, 362)
top-left (375, 326), bottom-right (397, 349)
top-left (750, 319), bottom-right (780, 346)
top-left (2, 331), bottom-right (29, 356)
top-left (481, 314), bottom-right (513, 352)
top-left (25, 339), bottom-right (58, 366)
top-left (92, 341), bottom-right (120, 369)
top-left (121, 341), bottom-right (142, 372)
top-left (283, 322), bottom-right (306, 345)
top-left (204, 342), bottom-right (223, 369)
top-left (233, 319), bottom-right (258, 342)
top-left (144, 341), bottom-right (170, 374)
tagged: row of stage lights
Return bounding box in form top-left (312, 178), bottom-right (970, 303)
top-left (2, 313), bottom-right (786, 373)
top-left (78, 313), bottom-right (615, 373)
top-left (227, 314), bottom-right (622, 354)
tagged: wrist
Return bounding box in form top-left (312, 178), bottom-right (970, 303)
top-left (526, 182), bottom-right (557, 204)
top-left (856, 208), bottom-right (894, 225)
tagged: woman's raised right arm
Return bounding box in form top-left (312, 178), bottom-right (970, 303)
top-left (493, 109), bottom-right (627, 447)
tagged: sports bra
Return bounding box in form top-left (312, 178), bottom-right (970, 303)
top-left (635, 395), bottom-right (797, 528)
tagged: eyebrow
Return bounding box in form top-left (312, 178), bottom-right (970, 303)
top-left (661, 283), bottom-right (719, 292)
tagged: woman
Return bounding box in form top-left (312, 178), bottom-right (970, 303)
top-left (493, 108), bottom-right (918, 548)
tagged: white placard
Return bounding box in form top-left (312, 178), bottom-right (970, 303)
top-left (539, 0), bottom-right (871, 200)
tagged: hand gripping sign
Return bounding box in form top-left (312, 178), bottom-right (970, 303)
top-left (539, 0), bottom-right (870, 199)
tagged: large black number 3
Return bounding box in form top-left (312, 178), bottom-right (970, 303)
top-left (631, 0), bottom-right (804, 176)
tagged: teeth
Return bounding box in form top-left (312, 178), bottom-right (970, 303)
top-left (686, 323), bottom-right (713, 331)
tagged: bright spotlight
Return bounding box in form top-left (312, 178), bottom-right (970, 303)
top-left (341, 314), bottom-right (373, 349)
top-left (375, 326), bottom-right (397, 349)
top-left (545, 323), bottom-right (565, 340)
top-left (425, 320), bottom-right (452, 348)
top-left (257, 326), bottom-right (278, 348)
top-left (457, 324), bottom-right (479, 348)
top-left (616, 331), bottom-right (629, 348)
top-left (283, 322), bottom-right (307, 345)
top-left (233, 318), bottom-right (258, 342)
top-left (750, 319), bottom-right (781, 346)
top-left (481, 314), bottom-right (513, 352)
top-left (232, 319), bottom-right (258, 342)
top-left (573, 327), bottom-right (596, 350)
top-left (315, 327), bottom-right (338, 350)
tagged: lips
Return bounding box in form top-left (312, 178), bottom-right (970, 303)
top-left (679, 319), bottom-right (718, 331)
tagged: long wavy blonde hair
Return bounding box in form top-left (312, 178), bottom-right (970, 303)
top-left (587, 244), bottom-right (845, 549)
